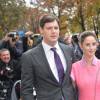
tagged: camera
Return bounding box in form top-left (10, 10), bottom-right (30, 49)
top-left (0, 66), bottom-right (14, 79)
top-left (27, 34), bottom-right (35, 40)
top-left (5, 67), bottom-right (14, 79)
top-left (8, 32), bottom-right (17, 42)
top-left (8, 34), bottom-right (14, 38)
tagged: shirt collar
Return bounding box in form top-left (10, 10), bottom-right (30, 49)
top-left (42, 41), bottom-right (60, 52)
top-left (81, 56), bottom-right (98, 66)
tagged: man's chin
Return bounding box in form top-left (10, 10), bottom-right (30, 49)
top-left (4, 60), bottom-right (10, 64)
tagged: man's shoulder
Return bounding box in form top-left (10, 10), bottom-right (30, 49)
top-left (23, 43), bottom-right (42, 56)
top-left (59, 42), bottom-right (70, 47)
top-left (59, 42), bottom-right (72, 51)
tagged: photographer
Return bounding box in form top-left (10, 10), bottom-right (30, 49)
top-left (0, 48), bottom-right (21, 100)
top-left (22, 31), bottom-right (34, 52)
top-left (22, 31), bottom-right (42, 52)
top-left (0, 32), bottom-right (23, 60)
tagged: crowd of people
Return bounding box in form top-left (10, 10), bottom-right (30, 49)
top-left (0, 14), bottom-right (100, 100)
top-left (0, 31), bottom-right (42, 100)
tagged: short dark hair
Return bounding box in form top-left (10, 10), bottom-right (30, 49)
top-left (79, 31), bottom-right (97, 44)
top-left (39, 14), bottom-right (59, 28)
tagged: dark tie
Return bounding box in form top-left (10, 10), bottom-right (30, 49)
top-left (51, 48), bottom-right (64, 84)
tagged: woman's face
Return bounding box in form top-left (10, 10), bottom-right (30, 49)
top-left (80, 36), bottom-right (98, 58)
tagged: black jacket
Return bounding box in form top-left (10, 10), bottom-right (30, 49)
top-left (0, 59), bottom-right (21, 81)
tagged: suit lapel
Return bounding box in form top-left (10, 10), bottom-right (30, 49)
top-left (35, 43), bottom-right (59, 84)
top-left (59, 43), bottom-right (72, 83)
top-left (35, 43), bottom-right (72, 85)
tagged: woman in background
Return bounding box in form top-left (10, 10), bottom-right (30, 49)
top-left (71, 31), bottom-right (100, 100)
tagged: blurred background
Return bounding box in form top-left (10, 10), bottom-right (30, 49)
top-left (0, 0), bottom-right (100, 38)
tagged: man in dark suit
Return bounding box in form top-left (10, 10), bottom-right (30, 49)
top-left (21, 14), bottom-right (76, 100)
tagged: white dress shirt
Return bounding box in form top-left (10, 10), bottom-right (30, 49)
top-left (42, 41), bottom-right (67, 82)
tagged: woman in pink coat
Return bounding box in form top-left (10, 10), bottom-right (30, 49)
top-left (71, 31), bottom-right (100, 100)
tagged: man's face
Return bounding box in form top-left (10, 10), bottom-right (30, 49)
top-left (40, 20), bottom-right (60, 46)
top-left (0, 50), bottom-right (10, 64)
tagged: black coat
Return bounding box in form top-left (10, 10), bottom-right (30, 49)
top-left (0, 59), bottom-right (21, 100)
top-left (0, 59), bottom-right (21, 81)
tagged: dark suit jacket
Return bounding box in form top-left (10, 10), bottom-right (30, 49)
top-left (21, 42), bottom-right (76, 100)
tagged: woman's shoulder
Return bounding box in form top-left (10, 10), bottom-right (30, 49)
top-left (73, 60), bottom-right (81, 65)
top-left (72, 60), bottom-right (82, 69)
